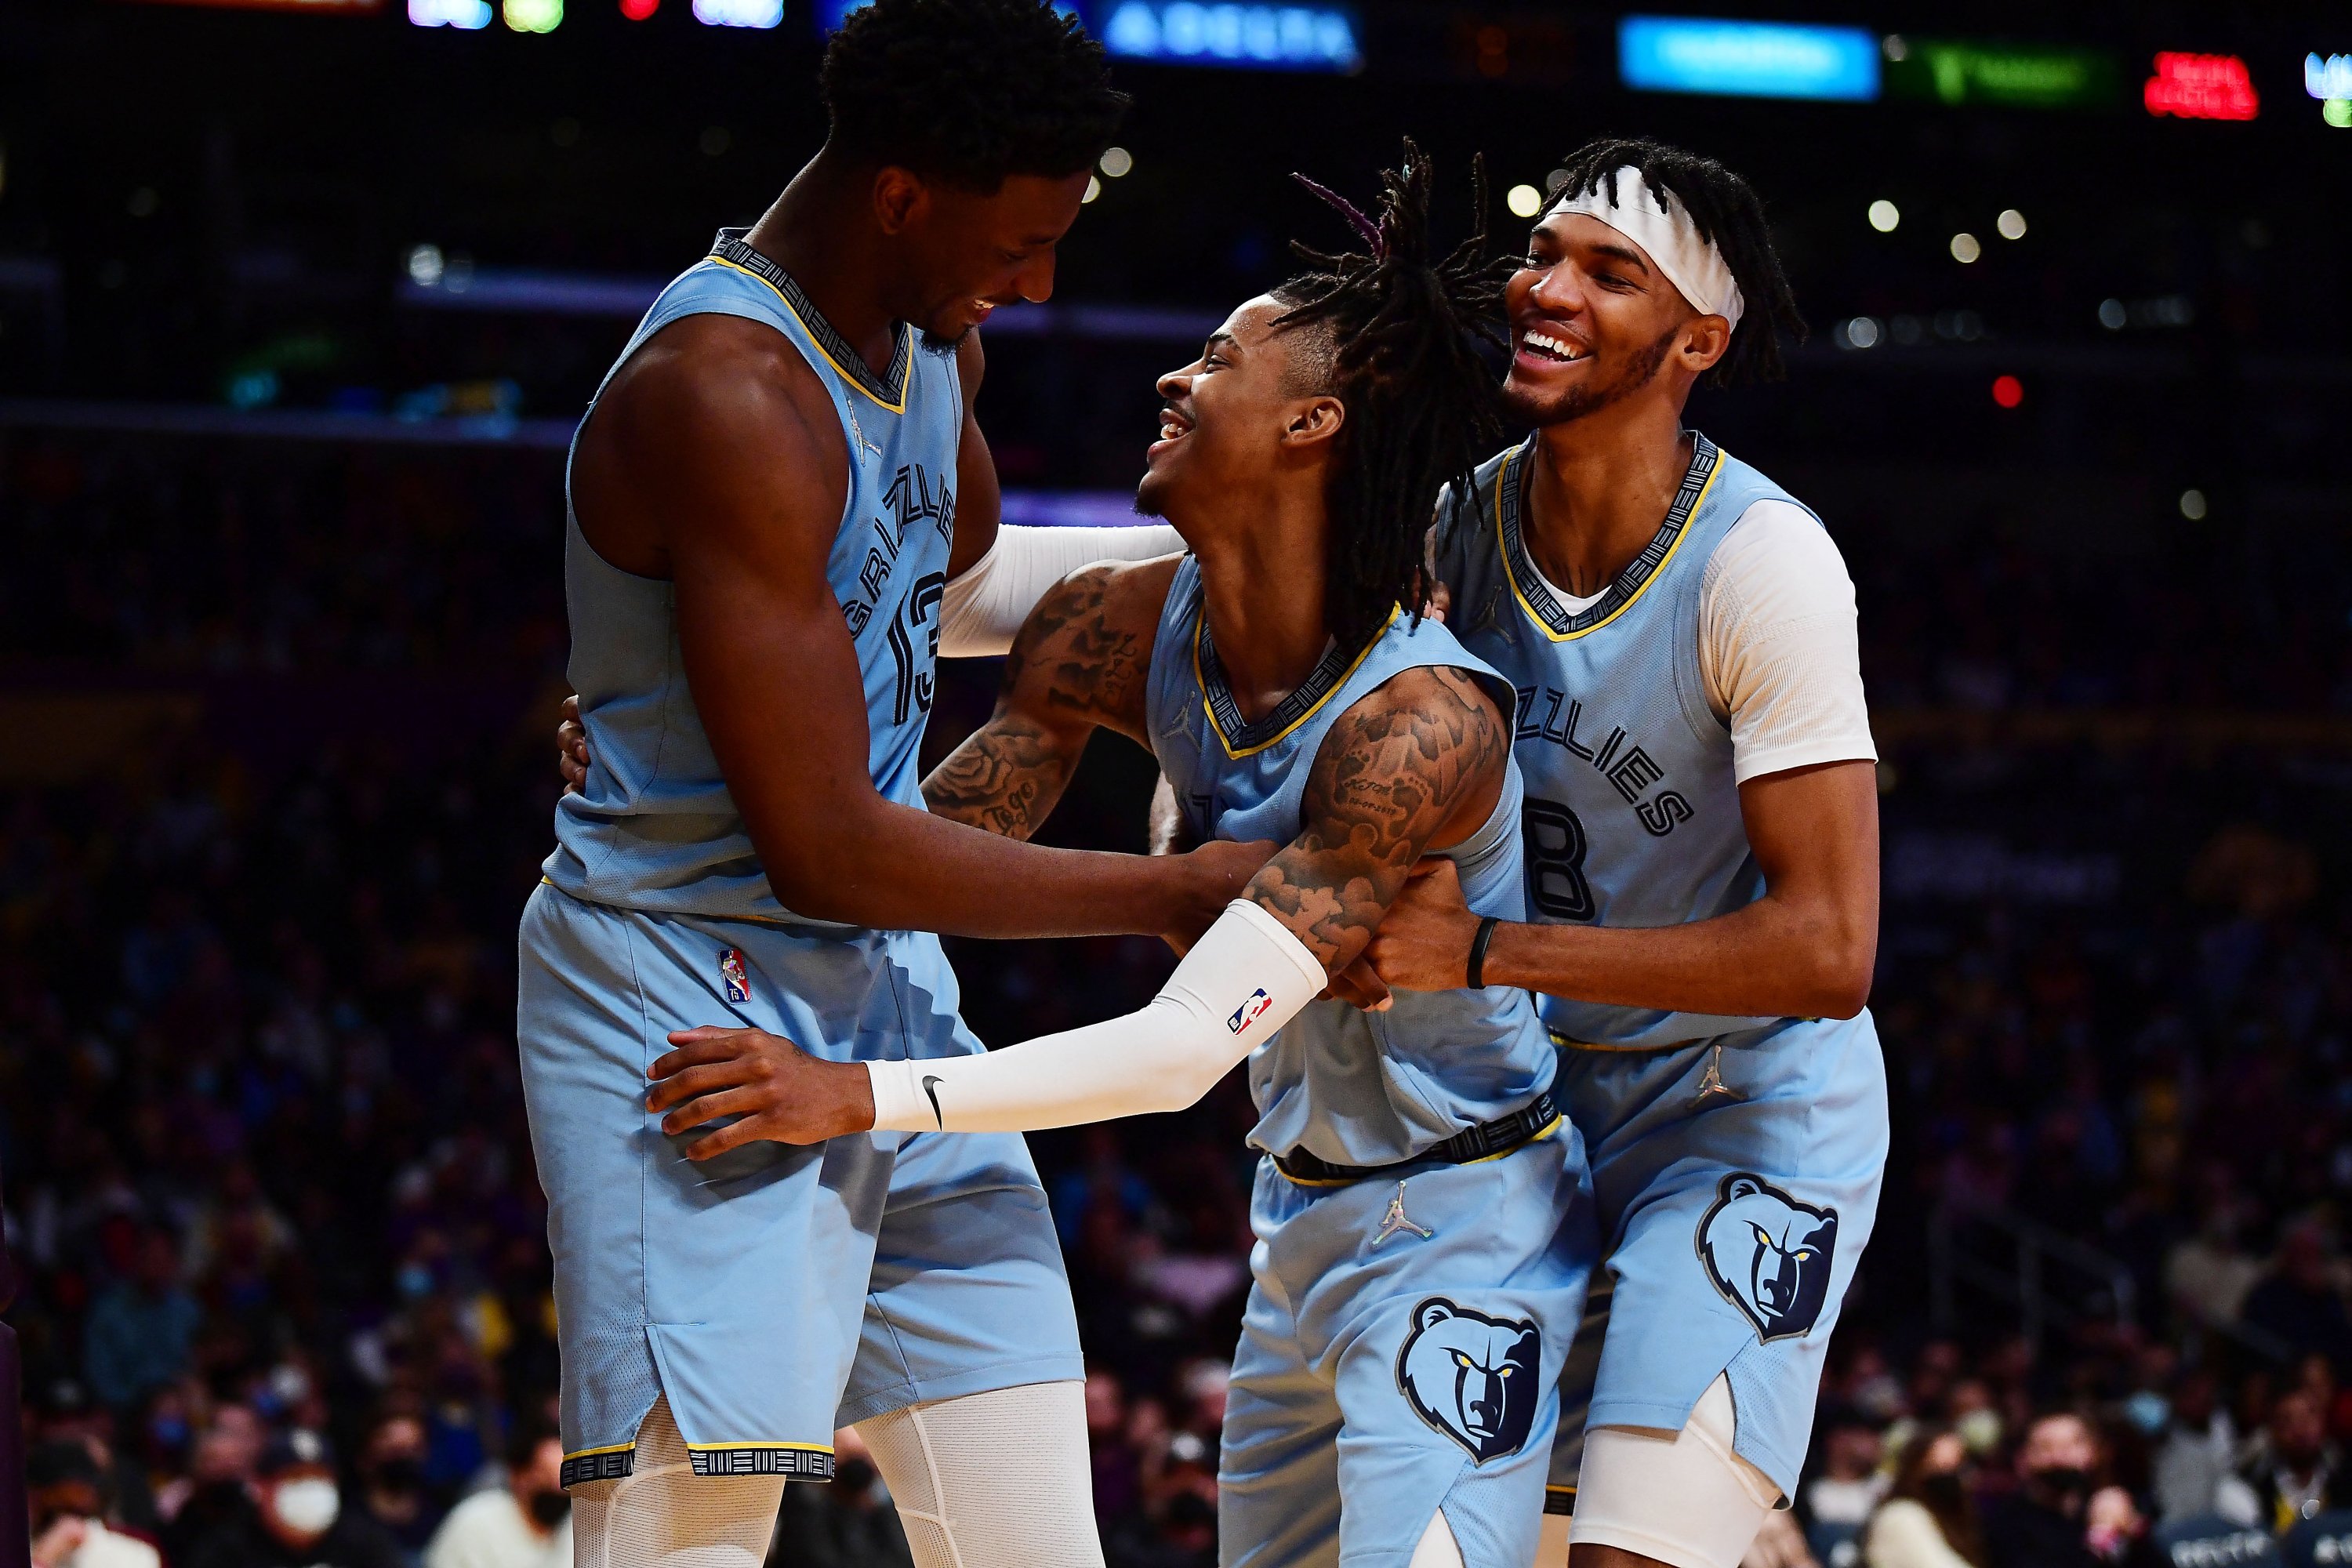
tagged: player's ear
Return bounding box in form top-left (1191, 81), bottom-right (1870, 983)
top-left (1282, 394), bottom-right (1345, 452)
top-left (871, 167), bottom-right (930, 235)
top-left (1678, 314), bottom-right (1733, 376)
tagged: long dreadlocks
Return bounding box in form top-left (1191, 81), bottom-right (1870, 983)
top-left (1272, 140), bottom-right (1508, 654)
top-left (1546, 137), bottom-right (1806, 386)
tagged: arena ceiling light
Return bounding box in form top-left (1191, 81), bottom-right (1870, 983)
top-left (1867, 199), bottom-right (1899, 233)
top-left (2143, 53), bottom-right (2260, 121)
top-left (408, 0), bottom-right (488, 25)
top-left (1505, 184), bottom-right (1542, 219)
top-left (1098, 2), bottom-right (1363, 73)
top-left (1617, 16), bottom-right (1880, 103)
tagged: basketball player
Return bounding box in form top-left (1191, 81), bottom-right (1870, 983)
top-left (641, 150), bottom-right (1597, 1568)
top-left (1350, 140), bottom-right (1889, 1568)
top-left (517, 5), bottom-right (1266, 1566)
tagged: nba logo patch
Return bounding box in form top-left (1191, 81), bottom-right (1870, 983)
top-left (719, 949), bottom-right (750, 1004)
top-left (1229, 988), bottom-right (1273, 1034)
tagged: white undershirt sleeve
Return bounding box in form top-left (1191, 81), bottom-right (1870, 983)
top-left (1698, 500), bottom-right (1878, 784)
top-left (937, 524), bottom-right (1187, 657)
top-left (866, 898), bottom-right (1325, 1133)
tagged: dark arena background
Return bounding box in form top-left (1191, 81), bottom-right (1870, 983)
top-left (5, 2), bottom-right (2352, 1566)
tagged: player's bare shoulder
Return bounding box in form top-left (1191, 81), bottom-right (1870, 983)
top-left (571, 314), bottom-right (851, 575)
top-left (1309, 664), bottom-right (1510, 858)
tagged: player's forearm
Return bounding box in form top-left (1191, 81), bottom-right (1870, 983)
top-left (757, 793), bottom-right (1198, 940)
top-left (1486, 896), bottom-right (1875, 1020)
top-left (920, 715), bottom-right (1080, 840)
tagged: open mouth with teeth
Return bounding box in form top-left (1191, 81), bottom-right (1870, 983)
top-left (1519, 328), bottom-right (1589, 365)
top-left (1149, 407), bottom-right (1192, 459)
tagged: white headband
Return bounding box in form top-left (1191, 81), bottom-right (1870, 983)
top-left (1549, 167), bottom-right (1744, 332)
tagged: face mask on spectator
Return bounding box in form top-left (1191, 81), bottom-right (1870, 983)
top-left (369, 1456), bottom-right (425, 1494)
top-left (2031, 1465), bottom-right (2091, 1504)
top-left (274, 1477), bottom-right (342, 1536)
top-left (527, 1488), bottom-right (572, 1528)
top-left (2124, 1391), bottom-right (2169, 1435)
top-left (1921, 1472), bottom-right (1968, 1511)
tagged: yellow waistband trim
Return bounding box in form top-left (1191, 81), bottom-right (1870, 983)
top-left (1272, 1112), bottom-right (1562, 1185)
top-left (685, 1439), bottom-right (835, 1455)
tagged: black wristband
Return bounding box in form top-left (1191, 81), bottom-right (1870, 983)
top-left (1466, 915), bottom-right (1501, 989)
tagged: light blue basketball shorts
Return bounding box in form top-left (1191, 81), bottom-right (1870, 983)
top-left (516, 883), bottom-right (1083, 1489)
top-left (1220, 1123), bottom-right (1598, 1568)
top-left (1542, 1012), bottom-right (1887, 1513)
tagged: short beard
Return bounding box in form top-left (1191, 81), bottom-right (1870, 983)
top-left (919, 325), bottom-right (970, 353)
top-left (1501, 324), bottom-right (1680, 428)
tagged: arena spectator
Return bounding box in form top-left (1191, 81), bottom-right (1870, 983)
top-left (2241, 1225), bottom-right (2352, 1370)
top-left (79, 1228), bottom-right (200, 1413)
top-left (1865, 1427), bottom-right (1982, 1568)
top-left (1979, 1414), bottom-right (2152, 1568)
top-left (2239, 1386), bottom-right (2348, 1531)
top-left (349, 1412), bottom-right (445, 1566)
top-left (420, 1421), bottom-right (569, 1568)
top-left (1808, 1419), bottom-right (1890, 1529)
top-left (2149, 1370), bottom-right (2256, 1525)
top-left (180, 1431), bottom-right (405, 1568)
top-left (26, 1439), bottom-right (162, 1568)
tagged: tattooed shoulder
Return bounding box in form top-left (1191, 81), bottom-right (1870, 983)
top-left (1244, 665), bottom-right (1508, 971)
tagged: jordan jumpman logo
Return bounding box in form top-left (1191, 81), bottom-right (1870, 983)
top-left (1372, 1181), bottom-right (1435, 1247)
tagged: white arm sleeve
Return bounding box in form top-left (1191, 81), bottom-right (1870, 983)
top-left (1698, 500), bottom-right (1878, 785)
top-left (938, 523), bottom-right (1187, 657)
top-left (866, 899), bottom-right (1324, 1132)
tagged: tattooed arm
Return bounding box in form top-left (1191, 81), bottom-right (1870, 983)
top-left (644, 662), bottom-right (1511, 1150)
top-left (1237, 664), bottom-right (1508, 972)
top-left (920, 554), bottom-right (1180, 840)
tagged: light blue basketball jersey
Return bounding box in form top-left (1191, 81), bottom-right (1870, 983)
top-left (1432, 433), bottom-right (1814, 1050)
top-left (544, 229), bottom-right (964, 924)
top-left (1145, 557), bottom-right (1559, 1169)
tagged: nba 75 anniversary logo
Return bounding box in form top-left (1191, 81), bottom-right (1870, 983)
top-left (1696, 1174), bottom-right (1838, 1343)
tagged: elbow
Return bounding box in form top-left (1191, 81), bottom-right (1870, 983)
top-left (1803, 933), bottom-right (1876, 1020)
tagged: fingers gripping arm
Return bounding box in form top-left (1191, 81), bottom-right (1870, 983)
top-left (872, 666), bottom-right (1509, 1132)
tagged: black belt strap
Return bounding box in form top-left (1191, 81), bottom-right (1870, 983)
top-left (1272, 1090), bottom-right (1559, 1185)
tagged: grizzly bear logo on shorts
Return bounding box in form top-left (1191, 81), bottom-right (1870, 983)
top-left (1697, 1174), bottom-right (1838, 1343)
top-left (1395, 1298), bottom-right (1541, 1463)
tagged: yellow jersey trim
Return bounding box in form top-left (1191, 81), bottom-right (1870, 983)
top-left (1196, 603), bottom-right (1401, 760)
top-left (1494, 445), bottom-right (1722, 644)
top-left (706, 256), bottom-right (911, 416)
top-left (685, 1439), bottom-right (836, 1456)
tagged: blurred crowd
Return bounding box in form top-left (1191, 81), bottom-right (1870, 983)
top-left (4, 430), bottom-right (2351, 1568)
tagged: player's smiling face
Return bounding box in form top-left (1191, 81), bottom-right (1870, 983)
top-left (1134, 295), bottom-right (1341, 538)
top-left (1502, 212), bottom-right (1697, 426)
top-left (889, 169), bottom-right (1094, 343)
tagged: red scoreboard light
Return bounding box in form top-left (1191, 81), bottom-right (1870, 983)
top-left (2144, 53), bottom-right (2260, 120)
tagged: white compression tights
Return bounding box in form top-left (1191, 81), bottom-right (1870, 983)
top-left (573, 1381), bottom-right (1102, 1568)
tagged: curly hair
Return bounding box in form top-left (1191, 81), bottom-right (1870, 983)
top-left (1273, 141), bottom-right (1510, 652)
top-left (1546, 136), bottom-right (1806, 385)
top-left (820, 0), bottom-right (1129, 191)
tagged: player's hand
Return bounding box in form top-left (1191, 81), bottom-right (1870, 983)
top-left (1163, 837), bottom-right (1278, 954)
top-left (1421, 579), bottom-right (1452, 623)
top-left (648, 1026), bottom-right (876, 1155)
top-left (557, 695), bottom-right (591, 794)
top-left (32, 1517), bottom-right (90, 1568)
top-left (1362, 858), bottom-right (1483, 993)
top-left (1321, 956), bottom-right (1392, 1011)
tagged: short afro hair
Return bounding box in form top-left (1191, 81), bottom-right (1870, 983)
top-left (1546, 137), bottom-right (1805, 385)
top-left (821, 0), bottom-right (1130, 191)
